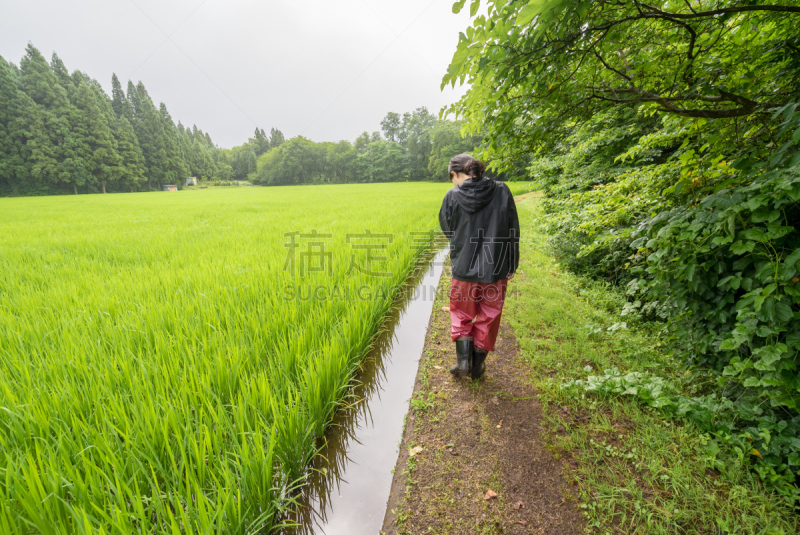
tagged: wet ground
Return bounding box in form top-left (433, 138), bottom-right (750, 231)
top-left (288, 249), bottom-right (448, 535)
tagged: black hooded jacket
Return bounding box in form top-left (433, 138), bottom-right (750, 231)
top-left (438, 177), bottom-right (520, 283)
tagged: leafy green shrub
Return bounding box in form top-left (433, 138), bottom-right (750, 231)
top-left (535, 105), bottom-right (800, 502)
top-left (630, 107), bottom-right (800, 411)
top-left (540, 167), bottom-right (674, 282)
top-left (530, 110), bottom-right (679, 281)
top-left (562, 368), bottom-right (800, 505)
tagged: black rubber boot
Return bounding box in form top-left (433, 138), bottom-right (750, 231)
top-left (471, 348), bottom-right (488, 379)
top-left (450, 336), bottom-right (473, 377)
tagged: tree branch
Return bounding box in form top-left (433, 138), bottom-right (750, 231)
top-left (592, 47), bottom-right (632, 82)
top-left (588, 88), bottom-right (770, 118)
top-left (593, 86), bottom-right (761, 105)
top-left (639, 3), bottom-right (800, 19)
top-left (661, 107), bottom-right (760, 118)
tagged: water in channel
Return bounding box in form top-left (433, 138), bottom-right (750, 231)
top-left (288, 248), bottom-right (448, 534)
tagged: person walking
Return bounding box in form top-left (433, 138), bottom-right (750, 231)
top-left (439, 154), bottom-right (520, 379)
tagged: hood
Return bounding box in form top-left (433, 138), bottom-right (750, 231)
top-left (452, 177), bottom-right (497, 213)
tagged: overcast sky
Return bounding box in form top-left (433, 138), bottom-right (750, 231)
top-left (0, 0), bottom-right (477, 148)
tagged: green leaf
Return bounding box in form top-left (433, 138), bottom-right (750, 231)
top-left (712, 235), bottom-right (733, 247)
top-left (686, 263), bottom-right (696, 281)
top-left (763, 283), bottom-right (777, 297)
top-left (516, 0), bottom-right (548, 26)
top-left (783, 102), bottom-right (797, 122)
top-left (730, 241), bottom-right (755, 255)
top-left (751, 208), bottom-right (780, 224)
top-left (743, 377), bottom-right (761, 387)
top-left (470, 0), bottom-right (480, 17)
top-left (452, 0), bottom-right (467, 14)
top-left (448, 42), bottom-right (472, 78)
top-left (753, 345), bottom-right (785, 370)
top-left (724, 356), bottom-right (753, 373)
top-left (576, 0), bottom-right (589, 18)
top-left (742, 228), bottom-right (766, 241)
top-left (774, 301), bottom-right (793, 323)
top-left (720, 338), bottom-right (741, 350)
top-left (717, 275), bottom-right (734, 288)
top-left (793, 126), bottom-right (800, 145)
top-left (732, 157), bottom-right (756, 171)
top-left (784, 248), bottom-right (800, 267)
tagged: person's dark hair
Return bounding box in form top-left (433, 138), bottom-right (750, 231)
top-left (448, 153), bottom-right (486, 179)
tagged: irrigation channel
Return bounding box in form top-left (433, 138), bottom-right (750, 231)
top-left (288, 248), bottom-right (448, 534)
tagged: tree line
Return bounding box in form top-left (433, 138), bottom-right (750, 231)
top-left (0, 44), bottom-right (248, 195)
top-left (227, 108), bottom-right (485, 186)
top-left (0, 44), bottom-right (489, 196)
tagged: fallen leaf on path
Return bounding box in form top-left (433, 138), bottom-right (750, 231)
top-left (496, 419), bottom-right (503, 428)
top-left (409, 446), bottom-right (424, 457)
top-left (441, 306), bottom-right (450, 312)
top-left (484, 489), bottom-right (497, 500)
top-left (433, 365), bottom-right (442, 370)
top-left (512, 501), bottom-right (524, 510)
top-left (516, 520), bottom-right (528, 526)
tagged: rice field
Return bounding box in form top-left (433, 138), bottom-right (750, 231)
top-left (0, 183), bottom-right (449, 534)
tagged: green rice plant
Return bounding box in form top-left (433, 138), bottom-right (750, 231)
top-left (0, 182), bottom-right (449, 533)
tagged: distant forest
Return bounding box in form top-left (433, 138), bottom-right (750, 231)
top-left (0, 45), bottom-right (236, 195)
top-left (236, 108), bottom-right (485, 186)
top-left (0, 44), bottom-right (487, 196)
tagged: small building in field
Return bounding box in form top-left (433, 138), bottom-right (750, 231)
top-left (162, 185), bottom-right (178, 192)
top-left (185, 176), bottom-right (198, 186)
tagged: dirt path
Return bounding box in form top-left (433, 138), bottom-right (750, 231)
top-left (381, 263), bottom-right (584, 535)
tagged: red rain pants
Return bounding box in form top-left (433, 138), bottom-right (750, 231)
top-left (449, 278), bottom-right (508, 352)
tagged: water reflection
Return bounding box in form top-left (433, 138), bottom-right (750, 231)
top-left (285, 246), bottom-right (448, 535)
